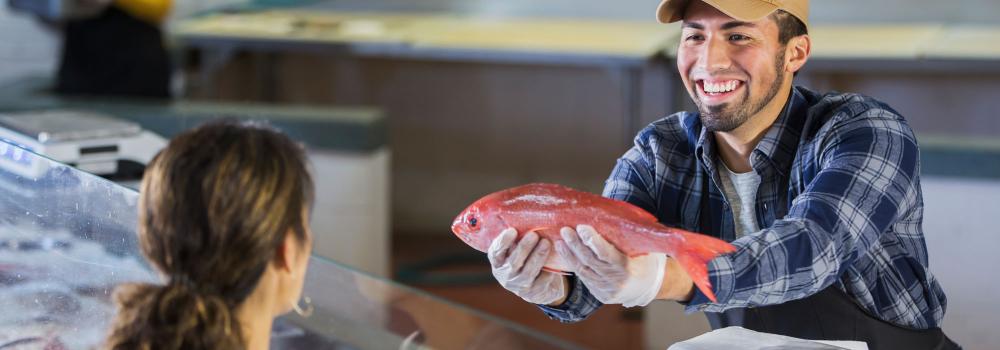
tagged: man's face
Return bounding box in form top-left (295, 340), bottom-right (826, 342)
top-left (676, 1), bottom-right (789, 132)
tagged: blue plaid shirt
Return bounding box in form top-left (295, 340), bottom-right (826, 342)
top-left (539, 86), bottom-right (948, 329)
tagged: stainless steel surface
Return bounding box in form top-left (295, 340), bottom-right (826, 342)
top-left (0, 110), bottom-right (141, 143)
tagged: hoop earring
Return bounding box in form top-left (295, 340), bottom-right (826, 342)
top-left (399, 330), bottom-right (422, 350)
top-left (292, 296), bottom-right (314, 317)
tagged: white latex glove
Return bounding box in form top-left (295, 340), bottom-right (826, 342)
top-left (556, 225), bottom-right (666, 307)
top-left (488, 228), bottom-right (567, 305)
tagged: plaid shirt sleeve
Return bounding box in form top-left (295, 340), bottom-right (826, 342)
top-left (688, 107), bottom-right (924, 316)
top-left (536, 276), bottom-right (604, 322)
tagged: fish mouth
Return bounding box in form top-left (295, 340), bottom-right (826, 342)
top-left (450, 213), bottom-right (464, 234)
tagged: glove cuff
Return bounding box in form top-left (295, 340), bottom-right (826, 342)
top-left (618, 253), bottom-right (667, 308)
top-left (524, 273), bottom-right (568, 305)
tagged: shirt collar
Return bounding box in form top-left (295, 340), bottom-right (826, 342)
top-left (695, 87), bottom-right (808, 178)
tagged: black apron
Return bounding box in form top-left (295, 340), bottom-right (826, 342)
top-left (56, 6), bottom-right (170, 98)
top-left (703, 285), bottom-right (960, 350)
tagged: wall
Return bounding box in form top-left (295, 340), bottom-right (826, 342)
top-left (193, 54), bottom-right (680, 235)
top-left (802, 72), bottom-right (1000, 138)
top-left (921, 176), bottom-right (1000, 349)
top-left (0, 6), bottom-right (59, 85)
top-left (309, 149), bottom-right (391, 277)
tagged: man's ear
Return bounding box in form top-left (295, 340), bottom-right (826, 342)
top-left (785, 34), bottom-right (811, 74)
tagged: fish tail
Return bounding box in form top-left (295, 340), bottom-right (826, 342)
top-left (652, 229), bottom-right (737, 303)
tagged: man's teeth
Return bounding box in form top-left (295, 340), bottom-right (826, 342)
top-left (703, 80), bottom-right (739, 93)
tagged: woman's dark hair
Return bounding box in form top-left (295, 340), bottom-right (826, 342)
top-left (104, 120), bottom-right (314, 350)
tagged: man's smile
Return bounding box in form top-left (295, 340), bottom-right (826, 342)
top-left (695, 79), bottom-right (745, 104)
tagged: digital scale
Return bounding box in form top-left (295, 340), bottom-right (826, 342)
top-left (0, 110), bottom-right (165, 181)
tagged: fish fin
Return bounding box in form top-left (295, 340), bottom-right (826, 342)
top-left (542, 267), bottom-right (572, 275)
top-left (652, 229), bottom-right (737, 303)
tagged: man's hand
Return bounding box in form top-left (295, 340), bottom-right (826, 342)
top-left (555, 225), bottom-right (666, 307)
top-left (489, 229), bottom-right (568, 305)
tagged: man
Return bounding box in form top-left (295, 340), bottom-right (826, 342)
top-left (486, 0), bottom-right (959, 348)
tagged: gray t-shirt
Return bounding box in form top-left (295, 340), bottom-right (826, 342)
top-left (717, 159), bottom-right (761, 238)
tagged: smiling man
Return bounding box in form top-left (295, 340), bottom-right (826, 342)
top-left (484, 0), bottom-right (960, 348)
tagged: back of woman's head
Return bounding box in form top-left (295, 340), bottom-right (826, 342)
top-left (104, 120), bottom-right (314, 350)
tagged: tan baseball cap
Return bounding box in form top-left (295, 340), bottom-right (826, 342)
top-left (656, 0), bottom-right (809, 29)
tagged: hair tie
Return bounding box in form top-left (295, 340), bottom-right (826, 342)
top-left (169, 274), bottom-right (224, 298)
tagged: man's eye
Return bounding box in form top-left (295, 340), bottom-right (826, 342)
top-left (685, 34), bottom-right (704, 41)
top-left (729, 34), bottom-right (749, 41)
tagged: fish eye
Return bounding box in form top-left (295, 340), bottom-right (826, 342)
top-left (469, 217), bottom-right (478, 227)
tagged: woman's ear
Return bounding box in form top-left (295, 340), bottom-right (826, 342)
top-left (785, 34), bottom-right (811, 74)
top-left (273, 230), bottom-right (297, 272)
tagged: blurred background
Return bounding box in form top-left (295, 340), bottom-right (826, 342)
top-left (0, 0), bottom-right (998, 349)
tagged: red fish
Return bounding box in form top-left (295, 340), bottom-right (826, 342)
top-left (451, 183), bottom-right (736, 302)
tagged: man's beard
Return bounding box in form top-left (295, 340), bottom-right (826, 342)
top-left (695, 51), bottom-right (786, 132)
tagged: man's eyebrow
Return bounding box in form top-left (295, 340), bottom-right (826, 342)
top-left (721, 21), bottom-right (756, 30)
top-left (682, 21), bottom-right (756, 30)
top-left (682, 22), bottom-right (705, 30)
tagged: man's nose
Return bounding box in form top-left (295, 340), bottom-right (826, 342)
top-left (699, 36), bottom-right (732, 72)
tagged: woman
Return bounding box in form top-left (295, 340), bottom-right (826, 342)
top-left (104, 120), bottom-right (315, 349)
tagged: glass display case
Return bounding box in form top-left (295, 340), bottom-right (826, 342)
top-left (0, 138), bottom-right (577, 349)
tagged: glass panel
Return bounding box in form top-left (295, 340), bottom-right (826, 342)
top-left (274, 255), bottom-right (578, 350)
top-left (0, 139), bottom-right (575, 349)
top-left (0, 140), bottom-right (155, 349)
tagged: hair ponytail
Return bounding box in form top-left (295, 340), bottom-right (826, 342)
top-left (104, 282), bottom-right (244, 350)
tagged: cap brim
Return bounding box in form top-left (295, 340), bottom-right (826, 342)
top-left (658, 0), bottom-right (780, 24)
top-left (704, 0), bottom-right (780, 22)
top-left (656, 0), bottom-right (689, 24)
